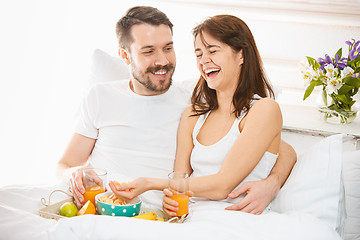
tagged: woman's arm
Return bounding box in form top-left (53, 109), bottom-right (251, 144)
top-left (173, 105), bottom-right (198, 174)
top-left (188, 98), bottom-right (283, 199)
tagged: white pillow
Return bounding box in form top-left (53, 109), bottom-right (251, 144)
top-left (272, 134), bottom-right (346, 236)
top-left (343, 149), bottom-right (360, 240)
top-left (88, 49), bottom-right (130, 86)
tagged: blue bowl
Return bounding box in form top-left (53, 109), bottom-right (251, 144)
top-left (95, 192), bottom-right (142, 217)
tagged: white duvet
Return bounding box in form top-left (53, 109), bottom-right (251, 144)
top-left (0, 183), bottom-right (341, 240)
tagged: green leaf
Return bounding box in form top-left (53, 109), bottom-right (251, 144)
top-left (354, 67), bottom-right (360, 74)
top-left (338, 84), bottom-right (354, 95)
top-left (335, 48), bottom-right (342, 59)
top-left (336, 94), bottom-right (350, 105)
top-left (349, 87), bottom-right (359, 96)
top-left (318, 75), bottom-right (327, 81)
top-left (355, 54), bottom-right (360, 63)
top-left (306, 56), bottom-right (320, 70)
top-left (322, 88), bottom-right (328, 106)
top-left (343, 76), bottom-right (360, 88)
top-left (353, 88), bottom-right (359, 95)
top-left (350, 55), bottom-right (360, 69)
top-left (303, 82), bottom-right (315, 100)
top-left (347, 55), bottom-right (360, 69)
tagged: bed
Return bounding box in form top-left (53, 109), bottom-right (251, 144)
top-left (0, 49), bottom-right (359, 240)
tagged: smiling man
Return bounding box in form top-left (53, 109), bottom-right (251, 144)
top-left (57, 6), bottom-right (296, 213)
top-left (119, 22), bottom-right (176, 95)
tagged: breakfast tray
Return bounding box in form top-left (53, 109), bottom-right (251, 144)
top-left (38, 190), bottom-right (189, 223)
top-left (38, 189), bottom-right (74, 220)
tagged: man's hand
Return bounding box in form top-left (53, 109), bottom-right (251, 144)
top-left (226, 140), bottom-right (296, 214)
top-left (69, 168), bottom-right (86, 209)
top-left (225, 178), bottom-right (280, 215)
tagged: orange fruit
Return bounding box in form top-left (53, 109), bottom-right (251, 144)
top-left (77, 200), bottom-right (96, 216)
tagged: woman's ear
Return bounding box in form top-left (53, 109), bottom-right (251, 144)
top-left (119, 47), bottom-right (131, 65)
top-left (238, 50), bottom-right (244, 66)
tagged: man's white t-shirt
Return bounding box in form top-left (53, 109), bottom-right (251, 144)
top-left (75, 80), bottom-right (190, 206)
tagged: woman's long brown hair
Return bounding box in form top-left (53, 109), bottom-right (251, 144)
top-left (191, 15), bottom-right (274, 117)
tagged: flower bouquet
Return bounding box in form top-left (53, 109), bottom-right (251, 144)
top-left (301, 39), bottom-right (360, 124)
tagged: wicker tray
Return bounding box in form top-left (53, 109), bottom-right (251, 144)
top-left (38, 197), bottom-right (74, 220)
top-left (38, 190), bottom-right (189, 223)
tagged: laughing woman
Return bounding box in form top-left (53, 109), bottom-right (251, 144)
top-left (110, 14), bottom-right (283, 215)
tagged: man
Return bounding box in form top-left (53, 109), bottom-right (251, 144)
top-left (57, 6), bottom-right (296, 213)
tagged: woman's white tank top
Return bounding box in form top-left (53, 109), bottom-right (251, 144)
top-left (190, 101), bottom-right (278, 204)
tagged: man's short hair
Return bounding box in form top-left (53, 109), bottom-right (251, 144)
top-left (115, 6), bottom-right (173, 50)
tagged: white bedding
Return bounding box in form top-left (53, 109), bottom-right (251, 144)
top-left (0, 183), bottom-right (341, 240)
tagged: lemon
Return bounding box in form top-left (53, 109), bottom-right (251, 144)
top-left (59, 202), bottom-right (78, 217)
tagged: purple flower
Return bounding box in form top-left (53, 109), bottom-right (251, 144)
top-left (345, 39), bottom-right (355, 46)
top-left (346, 39), bottom-right (360, 49)
top-left (318, 54), bottom-right (333, 70)
top-left (349, 45), bottom-right (360, 61)
top-left (334, 54), bottom-right (347, 70)
top-left (318, 54), bottom-right (347, 70)
top-left (354, 73), bottom-right (360, 78)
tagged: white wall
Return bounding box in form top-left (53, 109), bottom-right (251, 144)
top-left (1, 0), bottom-right (359, 187)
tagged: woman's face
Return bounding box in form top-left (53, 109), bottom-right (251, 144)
top-left (194, 31), bottom-right (243, 91)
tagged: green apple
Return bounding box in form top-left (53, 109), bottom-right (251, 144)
top-left (59, 202), bottom-right (78, 217)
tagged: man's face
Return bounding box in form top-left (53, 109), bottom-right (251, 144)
top-left (127, 23), bottom-right (176, 95)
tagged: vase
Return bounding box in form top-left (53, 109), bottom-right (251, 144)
top-left (318, 106), bottom-right (358, 124)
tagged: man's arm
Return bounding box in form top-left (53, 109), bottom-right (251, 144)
top-left (57, 133), bottom-right (96, 179)
top-left (57, 133), bottom-right (96, 208)
top-left (225, 140), bottom-right (296, 214)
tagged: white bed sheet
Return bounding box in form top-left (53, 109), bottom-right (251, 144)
top-left (0, 183), bottom-right (341, 240)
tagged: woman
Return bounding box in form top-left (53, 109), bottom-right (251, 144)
top-left (109, 15), bottom-right (282, 216)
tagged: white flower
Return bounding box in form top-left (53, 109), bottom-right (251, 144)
top-left (314, 69), bottom-right (322, 77)
top-left (299, 59), bottom-right (320, 85)
top-left (341, 66), bottom-right (354, 78)
top-left (326, 77), bottom-right (341, 94)
top-left (324, 64), bottom-right (338, 78)
top-left (301, 70), bottom-right (313, 85)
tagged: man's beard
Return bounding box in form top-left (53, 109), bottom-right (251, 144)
top-left (131, 63), bottom-right (175, 93)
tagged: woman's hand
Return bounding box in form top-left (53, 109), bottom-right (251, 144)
top-left (162, 188), bottom-right (194, 217)
top-left (108, 178), bottom-right (148, 200)
top-left (162, 188), bottom-right (178, 217)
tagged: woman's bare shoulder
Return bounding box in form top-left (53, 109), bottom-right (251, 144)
top-left (181, 105), bottom-right (200, 123)
top-left (178, 105), bottom-right (200, 135)
top-left (250, 98), bottom-right (280, 113)
top-left (243, 97), bottom-right (282, 127)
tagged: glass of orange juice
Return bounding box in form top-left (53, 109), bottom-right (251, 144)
top-left (168, 172), bottom-right (189, 217)
top-left (82, 168), bottom-right (107, 206)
